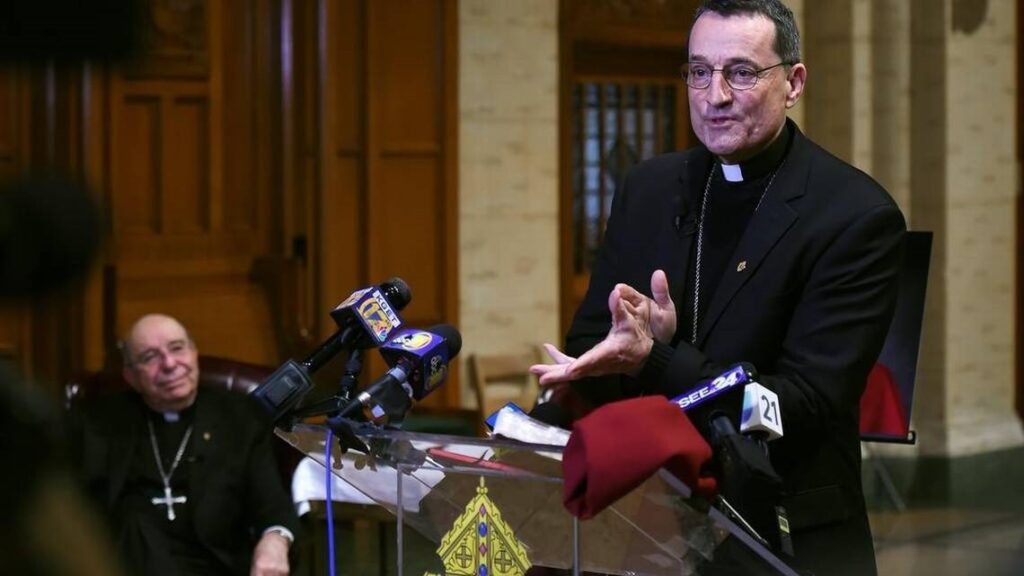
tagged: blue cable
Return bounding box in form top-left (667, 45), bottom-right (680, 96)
top-left (325, 428), bottom-right (336, 576)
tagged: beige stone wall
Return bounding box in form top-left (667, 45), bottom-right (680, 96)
top-left (802, 0), bottom-right (1021, 457)
top-left (458, 1), bottom-right (560, 407)
top-left (940, 0), bottom-right (1021, 455)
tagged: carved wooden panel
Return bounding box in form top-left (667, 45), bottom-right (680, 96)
top-left (127, 0), bottom-right (210, 79)
top-left (164, 96), bottom-right (211, 233)
top-left (375, 0), bottom-right (441, 151)
top-left (102, 0), bottom-right (278, 365)
top-left (113, 95), bottom-right (161, 234)
top-left (373, 157), bottom-right (442, 322)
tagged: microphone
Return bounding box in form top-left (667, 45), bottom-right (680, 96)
top-left (250, 278), bottom-right (412, 422)
top-left (302, 277), bottom-right (412, 373)
top-left (669, 363), bottom-right (756, 411)
top-left (333, 324), bottom-right (462, 423)
top-left (740, 382), bottom-right (783, 442)
top-left (673, 193), bottom-right (695, 237)
top-left (669, 364), bottom-right (784, 445)
top-left (675, 365), bottom-right (791, 556)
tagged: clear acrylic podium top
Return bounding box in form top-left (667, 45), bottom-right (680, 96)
top-left (277, 423), bottom-right (798, 576)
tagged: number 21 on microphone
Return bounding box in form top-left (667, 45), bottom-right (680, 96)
top-left (740, 382), bottom-right (784, 440)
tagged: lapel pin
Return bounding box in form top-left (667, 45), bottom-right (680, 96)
top-left (737, 261), bottom-right (747, 272)
top-left (202, 432), bottom-right (211, 441)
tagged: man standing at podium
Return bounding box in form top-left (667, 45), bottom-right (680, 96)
top-left (69, 314), bottom-right (299, 575)
top-left (532, 1), bottom-right (904, 574)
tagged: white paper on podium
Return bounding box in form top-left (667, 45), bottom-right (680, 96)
top-left (492, 406), bottom-right (570, 459)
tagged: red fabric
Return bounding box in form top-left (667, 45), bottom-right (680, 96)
top-left (859, 362), bottom-right (909, 437)
top-left (561, 396), bottom-right (717, 519)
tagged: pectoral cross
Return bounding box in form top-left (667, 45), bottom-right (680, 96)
top-left (151, 485), bottom-right (187, 521)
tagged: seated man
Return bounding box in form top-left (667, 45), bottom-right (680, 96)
top-left (68, 313), bottom-right (299, 576)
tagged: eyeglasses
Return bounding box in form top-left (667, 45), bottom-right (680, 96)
top-left (130, 340), bottom-right (192, 368)
top-left (681, 61), bottom-right (792, 91)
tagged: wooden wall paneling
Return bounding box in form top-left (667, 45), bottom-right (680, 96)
top-left (370, 0), bottom-right (443, 324)
top-left (441, 0), bottom-right (459, 407)
top-left (364, 0), bottom-right (459, 408)
top-left (164, 95), bottom-right (211, 233)
top-left (283, 0), bottom-right (323, 343)
top-left (0, 67), bottom-right (31, 374)
top-left (103, 0), bottom-right (282, 367)
top-left (317, 0), bottom-right (364, 342)
top-left (81, 64), bottom-right (111, 371)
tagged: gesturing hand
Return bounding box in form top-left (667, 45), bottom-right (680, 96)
top-left (615, 270), bottom-right (677, 344)
top-left (530, 281), bottom-right (657, 385)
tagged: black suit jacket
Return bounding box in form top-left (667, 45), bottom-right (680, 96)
top-left (69, 386), bottom-right (299, 574)
top-left (564, 121), bottom-right (905, 575)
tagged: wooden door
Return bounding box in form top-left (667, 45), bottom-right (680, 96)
top-left (283, 0), bottom-right (460, 407)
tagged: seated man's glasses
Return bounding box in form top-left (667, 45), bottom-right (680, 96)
top-left (131, 340), bottom-right (192, 367)
top-left (681, 61), bottom-right (792, 91)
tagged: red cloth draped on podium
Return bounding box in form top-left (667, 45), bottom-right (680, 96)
top-left (561, 396), bottom-right (718, 519)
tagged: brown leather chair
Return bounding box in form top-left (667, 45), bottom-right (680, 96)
top-left (64, 355), bottom-right (302, 485)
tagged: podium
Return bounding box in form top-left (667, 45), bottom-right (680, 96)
top-left (278, 423), bottom-right (799, 575)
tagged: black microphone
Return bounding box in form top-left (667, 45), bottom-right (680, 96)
top-left (673, 193), bottom-right (695, 237)
top-left (250, 278), bottom-right (412, 422)
top-left (302, 277), bottom-right (413, 373)
top-left (333, 324), bottom-right (462, 423)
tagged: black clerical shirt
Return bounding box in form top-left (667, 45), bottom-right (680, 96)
top-left (116, 402), bottom-right (228, 576)
top-left (682, 124), bottom-right (793, 343)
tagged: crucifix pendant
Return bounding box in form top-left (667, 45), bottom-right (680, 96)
top-left (151, 485), bottom-right (187, 521)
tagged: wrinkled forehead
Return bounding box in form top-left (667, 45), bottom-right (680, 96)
top-left (127, 317), bottom-right (190, 354)
top-left (688, 12), bottom-right (778, 63)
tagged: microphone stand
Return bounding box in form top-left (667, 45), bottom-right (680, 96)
top-left (283, 349), bottom-right (366, 422)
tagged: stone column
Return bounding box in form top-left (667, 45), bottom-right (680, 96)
top-left (458, 1), bottom-right (560, 407)
top-left (803, 0), bottom-right (1022, 458)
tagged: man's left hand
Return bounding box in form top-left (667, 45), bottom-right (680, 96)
top-left (250, 532), bottom-right (290, 576)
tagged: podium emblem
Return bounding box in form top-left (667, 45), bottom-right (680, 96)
top-left (432, 477), bottom-right (531, 575)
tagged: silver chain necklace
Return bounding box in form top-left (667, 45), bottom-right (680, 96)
top-left (691, 161), bottom-right (784, 344)
top-left (147, 418), bottom-right (194, 521)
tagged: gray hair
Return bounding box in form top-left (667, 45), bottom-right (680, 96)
top-left (693, 0), bottom-right (802, 64)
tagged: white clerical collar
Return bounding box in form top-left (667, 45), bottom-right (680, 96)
top-left (162, 411), bottom-right (181, 422)
top-left (721, 163), bottom-right (744, 182)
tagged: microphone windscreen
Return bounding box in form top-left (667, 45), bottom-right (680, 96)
top-left (426, 323), bottom-right (462, 358)
top-left (381, 277), bottom-right (412, 309)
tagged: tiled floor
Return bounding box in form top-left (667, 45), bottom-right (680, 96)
top-left (870, 508), bottom-right (1024, 575)
top-left (861, 445), bottom-right (1024, 574)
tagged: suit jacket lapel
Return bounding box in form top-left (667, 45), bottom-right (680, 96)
top-left (663, 148), bottom-right (714, 308)
top-left (697, 124), bottom-right (810, 347)
top-left (108, 395), bottom-right (142, 507)
top-left (188, 391), bottom-right (218, 521)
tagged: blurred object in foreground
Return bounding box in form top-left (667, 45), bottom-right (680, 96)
top-left (0, 1), bottom-right (138, 62)
top-left (0, 173), bottom-right (101, 300)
